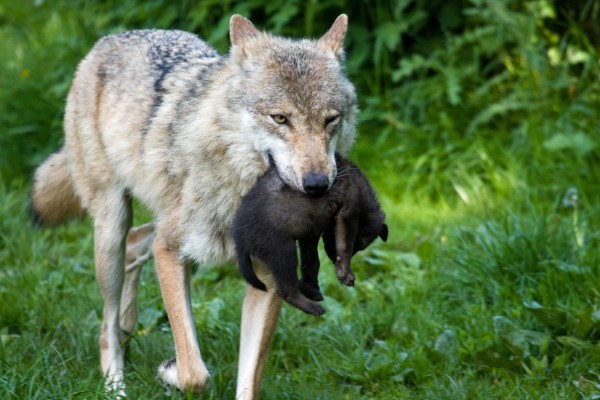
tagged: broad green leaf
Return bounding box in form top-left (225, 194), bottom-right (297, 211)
top-left (543, 132), bottom-right (596, 156)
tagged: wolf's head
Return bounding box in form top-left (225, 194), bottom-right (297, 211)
top-left (228, 14), bottom-right (358, 196)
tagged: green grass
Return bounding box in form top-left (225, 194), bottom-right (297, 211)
top-left (2, 170), bottom-right (600, 399)
top-left (2, 0), bottom-right (600, 399)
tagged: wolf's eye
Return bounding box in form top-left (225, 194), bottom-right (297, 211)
top-left (325, 114), bottom-right (340, 127)
top-left (271, 115), bottom-right (287, 125)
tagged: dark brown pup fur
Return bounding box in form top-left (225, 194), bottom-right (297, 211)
top-left (232, 154), bottom-right (388, 315)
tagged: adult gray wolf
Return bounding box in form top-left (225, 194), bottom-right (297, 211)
top-left (30, 14), bottom-right (357, 398)
top-left (233, 154), bottom-right (388, 316)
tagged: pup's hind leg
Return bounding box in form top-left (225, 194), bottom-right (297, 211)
top-left (236, 258), bottom-right (282, 400)
top-left (299, 237), bottom-right (324, 301)
top-left (262, 242), bottom-right (325, 315)
top-left (92, 190), bottom-right (133, 396)
top-left (120, 222), bottom-right (155, 334)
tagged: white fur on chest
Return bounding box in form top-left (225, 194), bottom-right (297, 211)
top-left (178, 109), bottom-right (269, 265)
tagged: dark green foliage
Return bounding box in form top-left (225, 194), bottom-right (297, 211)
top-left (1, 0), bottom-right (600, 398)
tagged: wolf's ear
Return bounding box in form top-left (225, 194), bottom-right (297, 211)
top-left (379, 224), bottom-right (388, 242)
top-left (230, 14), bottom-right (259, 46)
top-left (318, 14), bottom-right (348, 60)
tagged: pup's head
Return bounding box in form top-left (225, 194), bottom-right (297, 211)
top-left (229, 14), bottom-right (358, 196)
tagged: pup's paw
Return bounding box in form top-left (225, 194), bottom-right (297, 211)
top-left (335, 262), bottom-right (355, 287)
top-left (303, 301), bottom-right (326, 316)
top-left (300, 282), bottom-right (324, 301)
top-left (338, 272), bottom-right (355, 287)
top-left (283, 292), bottom-right (326, 316)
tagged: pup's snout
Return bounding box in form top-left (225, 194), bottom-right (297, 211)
top-left (303, 173), bottom-right (329, 196)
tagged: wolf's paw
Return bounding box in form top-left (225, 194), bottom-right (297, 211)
top-left (300, 282), bottom-right (324, 302)
top-left (157, 359), bottom-right (177, 395)
top-left (104, 374), bottom-right (127, 398)
top-left (157, 358), bottom-right (210, 394)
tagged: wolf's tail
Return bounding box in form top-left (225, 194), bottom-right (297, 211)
top-left (29, 147), bottom-right (85, 226)
top-left (237, 252), bottom-right (268, 291)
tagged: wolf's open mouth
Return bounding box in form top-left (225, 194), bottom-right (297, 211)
top-left (266, 152), bottom-right (275, 168)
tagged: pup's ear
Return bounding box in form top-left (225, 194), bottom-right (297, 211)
top-left (379, 224), bottom-right (388, 242)
top-left (317, 14), bottom-right (348, 60)
top-left (230, 15), bottom-right (259, 46)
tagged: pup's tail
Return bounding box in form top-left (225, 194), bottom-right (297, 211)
top-left (29, 147), bottom-right (85, 226)
top-left (237, 253), bottom-right (268, 291)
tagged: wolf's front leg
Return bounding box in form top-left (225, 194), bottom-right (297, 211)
top-left (236, 258), bottom-right (282, 400)
top-left (154, 235), bottom-right (210, 393)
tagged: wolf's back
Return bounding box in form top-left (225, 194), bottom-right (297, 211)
top-left (30, 148), bottom-right (85, 225)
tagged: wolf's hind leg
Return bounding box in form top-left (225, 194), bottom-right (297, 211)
top-left (92, 190), bottom-right (133, 396)
top-left (120, 222), bottom-right (155, 334)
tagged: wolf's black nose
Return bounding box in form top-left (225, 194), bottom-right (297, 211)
top-left (303, 173), bottom-right (329, 196)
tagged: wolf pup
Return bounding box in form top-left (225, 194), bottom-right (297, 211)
top-left (29, 14), bottom-right (358, 399)
top-left (233, 154), bottom-right (388, 316)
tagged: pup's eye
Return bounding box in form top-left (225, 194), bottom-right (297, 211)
top-left (271, 115), bottom-right (287, 125)
top-left (325, 114), bottom-right (340, 126)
